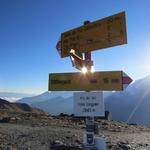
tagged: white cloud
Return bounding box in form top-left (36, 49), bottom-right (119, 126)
top-left (0, 97), bottom-right (20, 102)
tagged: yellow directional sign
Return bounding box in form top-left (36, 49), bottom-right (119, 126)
top-left (61, 11), bottom-right (127, 58)
top-left (48, 71), bottom-right (123, 91)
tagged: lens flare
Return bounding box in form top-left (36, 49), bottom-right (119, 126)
top-left (91, 66), bottom-right (95, 73)
top-left (81, 67), bottom-right (88, 74)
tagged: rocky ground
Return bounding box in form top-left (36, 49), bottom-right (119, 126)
top-left (0, 112), bottom-right (150, 150)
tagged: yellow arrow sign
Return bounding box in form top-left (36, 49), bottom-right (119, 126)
top-left (61, 11), bottom-right (127, 58)
top-left (48, 71), bottom-right (123, 91)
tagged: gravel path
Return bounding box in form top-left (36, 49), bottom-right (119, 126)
top-left (103, 131), bottom-right (150, 150)
top-left (1, 117), bottom-right (150, 150)
top-left (0, 123), bottom-right (83, 150)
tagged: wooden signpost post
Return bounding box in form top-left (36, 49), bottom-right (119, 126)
top-left (50, 11), bottom-right (132, 150)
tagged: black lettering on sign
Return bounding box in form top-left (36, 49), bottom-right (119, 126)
top-left (78, 103), bottom-right (85, 106)
top-left (90, 79), bottom-right (97, 83)
top-left (80, 96), bottom-right (85, 100)
top-left (86, 103), bottom-right (98, 107)
top-left (103, 78), bottom-right (109, 83)
top-left (92, 96), bottom-right (96, 100)
top-left (84, 22), bottom-right (101, 31)
top-left (83, 108), bottom-right (92, 113)
top-left (50, 79), bottom-right (71, 85)
top-left (111, 78), bottom-right (120, 83)
top-left (86, 96), bottom-right (90, 100)
top-left (92, 108), bottom-right (96, 112)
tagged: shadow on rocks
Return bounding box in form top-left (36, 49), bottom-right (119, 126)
top-left (50, 145), bottom-right (83, 150)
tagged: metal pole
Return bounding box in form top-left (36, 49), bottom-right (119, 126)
top-left (83, 20), bottom-right (96, 149)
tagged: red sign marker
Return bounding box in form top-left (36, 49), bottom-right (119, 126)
top-left (122, 72), bottom-right (133, 89)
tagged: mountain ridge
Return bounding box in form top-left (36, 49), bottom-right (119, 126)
top-left (16, 75), bottom-right (150, 126)
top-left (0, 98), bottom-right (43, 113)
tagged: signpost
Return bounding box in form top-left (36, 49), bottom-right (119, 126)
top-left (50, 11), bottom-right (132, 150)
top-left (48, 71), bottom-right (132, 91)
top-left (74, 92), bottom-right (104, 117)
top-left (73, 92), bottom-right (105, 149)
top-left (60, 11), bottom-right (127, 58)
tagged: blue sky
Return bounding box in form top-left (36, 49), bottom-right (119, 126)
top-left (0, 0), bottom-right (150, 94)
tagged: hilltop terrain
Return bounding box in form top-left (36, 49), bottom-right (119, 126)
top-left (1, 99), bottom-right (150, 150)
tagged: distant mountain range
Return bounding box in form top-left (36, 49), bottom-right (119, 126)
top-left (17, 91), bottom-right (111, 115)
top-left (105, 75), bottom-right (150, 126)
top-left (18, 91), bottom-right (73, 105)
top-left (0, 92), bottom-right (35, 102)
top-left (15, 75), bottom-right (150, 126)
top-left (0, 98), bottom-right (42, 113)
top-left (18, 92), bottom-right (74, 115)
